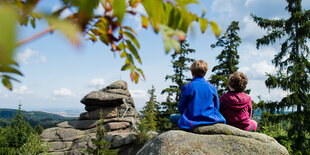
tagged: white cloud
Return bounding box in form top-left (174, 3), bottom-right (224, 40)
top-left (252, 60), bottom-right (275, 76)
top-left (245, 0), bottom-right (254, 6)
top-left (248, 79), bottom-right (288, 102)
top-left (238, 66), bottom-right (250, 74)
top-left (240, 16), bottom-right (267, 44)
top-left (53, 88), bottom-right (75, 97)
top-left (16, 48), bottom-right (37, 65)
top-left (130, 89), bottom-right (147, 99)
top-left (211, 0), bottom-right (233, 14)
top-left (88, 78), bottom-right (106, 89)
top-left (38, 55), bottom-right (47, 63)
top-left (13, 85), bottom-right (34, 95)
top-left (16, 48), bottom-right (46, 65)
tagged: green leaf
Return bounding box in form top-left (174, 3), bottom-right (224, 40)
top-left (210, 21), bottom-right (222, 38)
top-left (112, 0), bottom-right (126, 24)
top-left (118, 42), bottom-right (125, 50)
top-left (176, 0), bottom-right (199, 6)
top-left (47, 17), bottom-right (81, 46)
top-left (2, 78), bottom-right (12, 91)
top-left (0, 6), bottom-right (18, 67)
top-left (141, 0), bottom-right (164, 33)
top-left (120, 51), bottom-right (127, 58)
top-left (30, 18), bottom-right (36, 28)
top-left (126, 40), bottom-right (142, 64)
top-left (99, 35), bottom-right (109, 45)
top-left (123, 31), bottom-right (140, 49)
top-left (123, 26), bottom-right (137, 35)
top-left (88, 33), bottom-right (98, 42)
top-left (199, 18), bottom-right (208, 33)
top-left (141, 15), bottom-right (149, 29)
top-left (136, 68), bottom-right (145, 79)
top-left (2, 75), bottom-right (20, 82)
top-left (0, 65), bottom-right (23, 76)
top-left (163, 34), bottom-right (180, 53)
top-left (121, 64), bottom-right (131, 71)
top-left (129, 0), bottom-right (141, 8)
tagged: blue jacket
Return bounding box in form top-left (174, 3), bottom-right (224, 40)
top-left (178, 76), bottom-right (226, 130)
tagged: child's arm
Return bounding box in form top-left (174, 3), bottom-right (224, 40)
top-left (178, 85), bottom-right (189, 114)
top-left (248, 98), bottom-right (253, 119)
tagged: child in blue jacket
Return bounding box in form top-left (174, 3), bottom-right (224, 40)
top-left (169, 60), bottom-right (226, 130)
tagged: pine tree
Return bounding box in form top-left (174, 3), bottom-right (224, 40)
top-left (161, 40), bottom-right (195, 113)
top-left (140, 85), bottom-right (160, 131)
top-left (209, 21), bottom-right (241, 97)
top-left (158, 40), bottom-right (195, 131)
top-left (252, 0), bottom-right (310, 153)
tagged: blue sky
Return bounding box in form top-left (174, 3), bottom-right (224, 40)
top-left (1, 0), bottom-right (310, 115)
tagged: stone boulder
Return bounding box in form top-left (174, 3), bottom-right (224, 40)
top-left (80, 91), bottom-right (132, 107)
top-left (41, 121), bottom-right (141, 155)
top-left (137, 124), bottom-right (289, 155)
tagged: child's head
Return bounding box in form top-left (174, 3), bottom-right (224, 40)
top-left (190, 60), bottom-right (208, 77)
top-left (228, 72), bottom-right (248, 92)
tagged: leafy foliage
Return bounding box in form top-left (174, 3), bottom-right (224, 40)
top-left (252, 0), bottom-right (310, 153)
top-left (0, 0), bottom-right (221, 89)
top-left (209, 21), bottom-right (241, 97)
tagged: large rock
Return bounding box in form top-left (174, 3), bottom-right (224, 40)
top-left (106, 80), bottom-right (128, 90)
top-left (81, 91), bottom-right (132, 106)
top-left (137, 124), bottom-right (289, 155)
top-left (41, 122), bottom-right (141, 155)
top-left (79, 107), bottom-right (118, 120)
top-left (74, 118), bottom-right (140, 130)
top-left (105, 88), bottom-right (131, 96)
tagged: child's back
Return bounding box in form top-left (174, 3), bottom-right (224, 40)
top-left (219, 72), bottom-right (257, 131)
top-left (220, 91), bottom-right (252, 131)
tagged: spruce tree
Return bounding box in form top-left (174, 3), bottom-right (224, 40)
top-left (209, 21), bottom-right (241, 97)
top-left (252, 0), bottom-right (310, 153)
top-left (140, 85), bottom-right (159, 131)
top-left (158, 40), bottom-right (195, 131)
top-left (161, 40), bottom-right (195, 113)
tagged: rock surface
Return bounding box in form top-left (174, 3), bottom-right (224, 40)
top-left (41, 80), bottom-right (142, 155)
top-left (137, 124), bottom-right (289, 155)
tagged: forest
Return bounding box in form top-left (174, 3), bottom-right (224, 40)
top-left (0, 0), bottom-right (309, 154)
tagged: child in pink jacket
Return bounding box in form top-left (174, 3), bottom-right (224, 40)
top-left (220, 72), bottom-right (257, 131)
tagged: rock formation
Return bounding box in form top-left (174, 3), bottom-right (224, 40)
top-left (137, 123), bottom-right (289, 155)
top-left (41, 80), bottom-right (142, 155)
top-left (41, 80), bottom-right (289, 155)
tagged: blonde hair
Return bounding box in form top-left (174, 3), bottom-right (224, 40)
top-left (228, 72), bottom-right (248, 92)
top-left (190, 60), bottom-right (208, 77)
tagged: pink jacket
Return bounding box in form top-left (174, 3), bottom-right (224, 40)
top-left (219, 91), bottom-right (252, 131)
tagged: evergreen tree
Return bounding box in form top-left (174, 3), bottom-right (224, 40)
top-left (158, 40), bottom-right (195, 131)
top-left (140, 85), bottom-right (160, 131)
top-left (0, 105), bottom-right (48, 154)
top-left (209, 21), bottom-right (241, 97)
top-left (161, 40), bottom-right (195, 113)
top-left (252, 0), bottom-right (310, 153)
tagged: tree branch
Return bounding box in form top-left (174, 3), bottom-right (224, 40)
top-left (17, 27), bottom-right (54, 46)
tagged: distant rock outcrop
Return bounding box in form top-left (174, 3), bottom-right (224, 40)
top-left (41, 80), bottom-right (142, 155)
top-left (137, 124), bottom-right (289, 155)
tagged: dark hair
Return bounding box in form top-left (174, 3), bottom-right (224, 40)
top-left (190, 60), bottom-right (208, 77)
top-left (228, 72), bottom-right (248, 92)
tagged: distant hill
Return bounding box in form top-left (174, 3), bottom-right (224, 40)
top-left (0, 108), bottom-right (77, 129)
